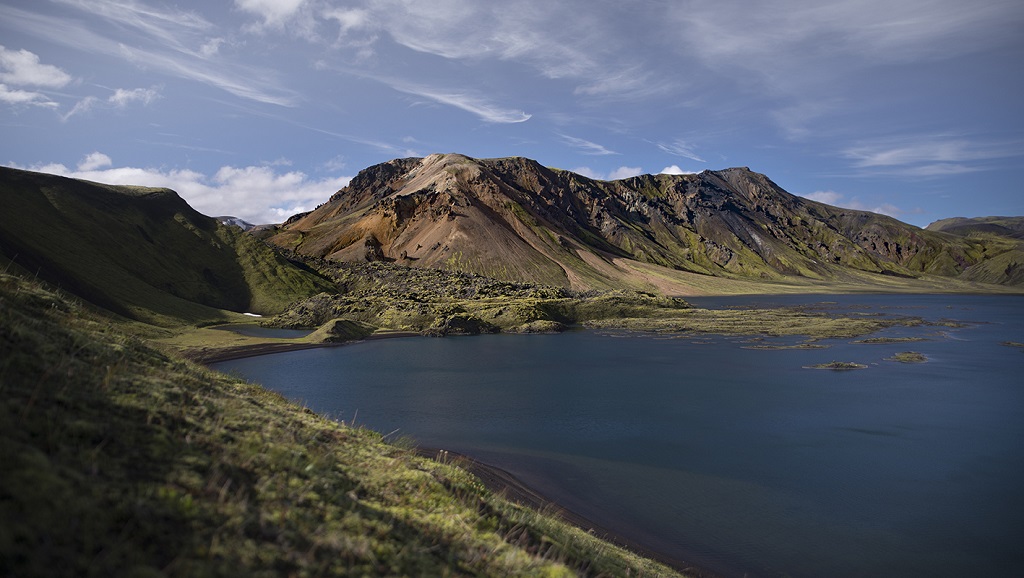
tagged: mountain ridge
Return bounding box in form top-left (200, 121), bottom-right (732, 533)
top-left (268, 153), bottom-right (1021, 291)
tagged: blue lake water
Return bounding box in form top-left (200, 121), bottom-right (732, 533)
top-left (212, 294), bottom-right (1024, 577)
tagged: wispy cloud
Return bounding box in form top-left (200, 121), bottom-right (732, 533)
top-left (841, 135), bottom-right (1023, 176)
top-left (61, 97), bottom-right (99, 120)
top-left (0, 84), bottom-right (58, 107)
top-left (665, 1), bottom-right (1024, 139)
top-left (292, 1), bottom-right (671, 100)
top-left (298, 123), bottom-right (422, 158)
top-left (391, 82), bottom-right (530, 123)
top-left (656, 139), bottom-right (705, 162)
top-left (560, 134), bottom-right (618, 156)
top-left (0, 3), bottom-right (297, 106)
top-left (62, 85), bottom-right (161, 120)
top-left (669, 1), bottom-right (1024, 76)
top-left (52, 0), bottom-right (213, 49)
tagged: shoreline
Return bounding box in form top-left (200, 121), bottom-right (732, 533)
top-left (415, 447), bottom-right (728, 578)
top-left (199, 337), bottom-right (728, 576)
top-left (191, 330), bottom-right (422, 364)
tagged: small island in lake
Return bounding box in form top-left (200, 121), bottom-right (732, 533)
top-left (806, 361), bottom-right (869, 370)
top-left (886, 351), bottom-right (928, 363)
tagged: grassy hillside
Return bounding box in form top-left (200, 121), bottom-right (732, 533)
top-left (0, 167), bottom-right (333, 326)
top-left (0, 272), bottom-right (686, 577)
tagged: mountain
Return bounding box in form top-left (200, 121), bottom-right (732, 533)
top-left (268, 153), bottom-right (1017, 291)
top-left (0, 166), bottom-right (333, 325)
top-left (926, 216), bottom-right (1024, 238)
top-left (925, 216), bottom-right (1024, 285)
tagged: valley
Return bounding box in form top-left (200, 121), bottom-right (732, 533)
top-left (2, 157), bottom-right (1022, 577)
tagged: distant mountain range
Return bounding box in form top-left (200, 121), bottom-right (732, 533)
top-left (267, 154), bottom-right (1024, 290)
top-left (1, 156), bottom-right (1021, 327)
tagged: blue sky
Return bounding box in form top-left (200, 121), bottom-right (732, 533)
top-left (1, 0), bottom-right (1022, 226)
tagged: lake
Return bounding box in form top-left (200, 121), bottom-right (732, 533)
top-left (212, 294), bottom-right (1024, 577)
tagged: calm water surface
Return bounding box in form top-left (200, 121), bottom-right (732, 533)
top-left (213, 294), bottom-right (1024, 577)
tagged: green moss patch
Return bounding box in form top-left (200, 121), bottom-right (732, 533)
top-left (885, 351), bottom-right (927, 363)
top-left (805, 361), bottom-right (869, 370)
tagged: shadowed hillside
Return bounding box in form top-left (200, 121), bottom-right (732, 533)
top-left (0, 167), bottom-right (334, 325)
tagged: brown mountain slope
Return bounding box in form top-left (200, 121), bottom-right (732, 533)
top-left (269, 154), bottom-right (1017, 291)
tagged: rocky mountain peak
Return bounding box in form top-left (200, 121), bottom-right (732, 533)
top-left (268, 154), bottom-right (1021, 291)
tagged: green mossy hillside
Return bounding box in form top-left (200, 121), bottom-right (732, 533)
top-left (0, 273), bottom-right (685, 577)
top-left (0, 167), bottom-right (334, 326)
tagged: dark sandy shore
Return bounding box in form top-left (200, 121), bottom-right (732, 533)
top-left (198, 335), bottom-right (727, 577)
top-left (190, 331), bottom-right (422, 364)
top-left (415, 448), bottom-right (726, 578)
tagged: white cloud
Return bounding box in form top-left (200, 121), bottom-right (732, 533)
top-left (23, 155), bottom-right (350, 224)
top-left (560, 134), bottom-right (617, 155)
top-left (109, 86), bottom-right (160, 107)
top-left (607, 166), bottom-right (643, 180)
top-left (77, 151), bottom-right (112, 171)
top-left (236, 0), bottom-right (307, 28)
top-left (659, 165), bottom-right (696, 175)
top-left (0, 45), bottom-right (73, 88)
top-left (571, 166), bottom-right (643, 181)
top-left (0, 46), bottom-right (71, 109)
top-left (323, 7), bottom-right (371, 33)
top-left (0, 83), bottom-right (57, 107)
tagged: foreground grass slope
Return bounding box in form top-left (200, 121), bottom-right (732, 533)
top-left (0, 273), bottom-right (685, 577)
top-left (0, 167), bottom-right (333, 326)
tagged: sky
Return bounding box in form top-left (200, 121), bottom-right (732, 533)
top-left (1, 0), bottom-right (1022, 226)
